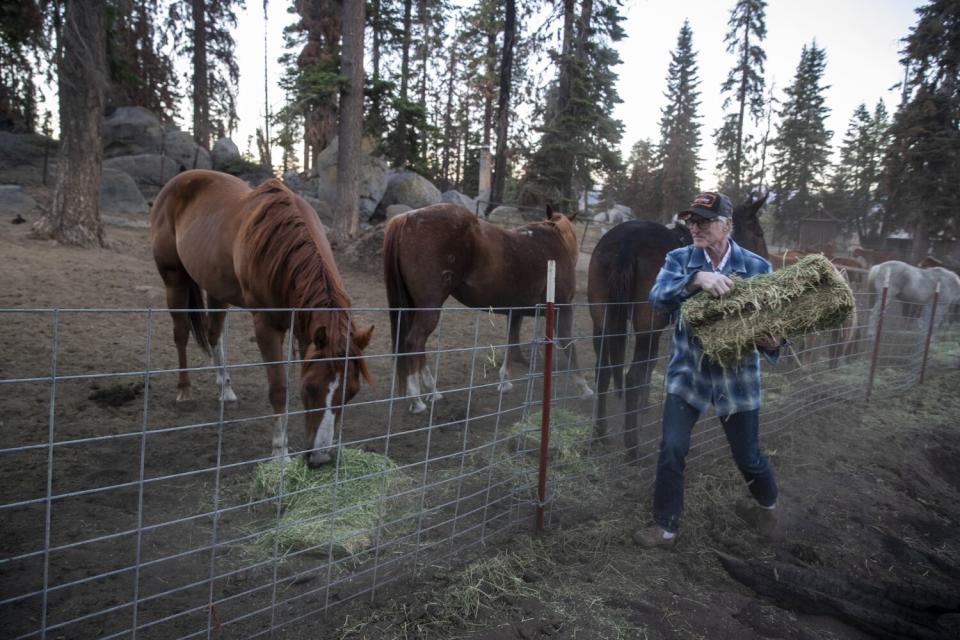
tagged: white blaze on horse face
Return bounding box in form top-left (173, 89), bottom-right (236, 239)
top-left (311, 373), bottom-right (341, 455)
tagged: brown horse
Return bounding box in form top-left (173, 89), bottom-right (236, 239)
top-left (383, 203), bottom-right (592, 414)
top-left (587, 194), bottom-right (769, 462)
top-left (150, 170), bottom-right (373, 467)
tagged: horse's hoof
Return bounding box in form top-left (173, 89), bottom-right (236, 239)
top-left (220, 389), bottom-right (239, 404)
top-left (579, 387), bottom-right (595, 399)
top-left (410, 400), bottom-right (428, 414)
top-left (429, 392), bottom-right (444, 403)
top-left (305, 450), bottom-right (333, 468)
top-left (497, 381), bottom-right (514, 394)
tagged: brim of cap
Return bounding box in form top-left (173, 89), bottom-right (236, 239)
top-left (680, 206), bottom-right (722, 219)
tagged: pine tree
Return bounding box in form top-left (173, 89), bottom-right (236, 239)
top-left (826, 100), bottom-right (889, 240)
top-left (621, 138), bottom-right (662, 217)
top-left (881, 0), bottom-right (960, 260)
top-left (714, 0), bottom-right (766, 201)
top-left (771, 42), bottom-right (832, 242)
top-left (658, 20), bottom-right (702, 223)
top-left (167, 0), bottom-right (242, 149)
top-left (520, 0), bottom-right (625, 211)
top-left (0, 0), bottom-right (48, 132)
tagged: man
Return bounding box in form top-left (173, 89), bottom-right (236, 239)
top-left (635, 191), bottom-right (783, 548)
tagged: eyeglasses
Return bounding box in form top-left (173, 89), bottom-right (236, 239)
top-left (680, 217), bottom-right (716, 230)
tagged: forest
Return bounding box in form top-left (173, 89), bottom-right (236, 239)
top-left (1, 0), bottom-right (959, 261)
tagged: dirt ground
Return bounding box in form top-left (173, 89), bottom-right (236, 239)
top-left (1, 199), bottom-right (959, 640)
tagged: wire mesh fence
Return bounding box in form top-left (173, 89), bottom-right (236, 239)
top-left (1, 289), bottom-right (958, 639)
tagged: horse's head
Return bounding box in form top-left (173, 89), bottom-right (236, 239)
top-left (544, 205), bottom-right (580, 256)
top-left (300, 321), bottom-right (374, 468)
top-left (732, 192), bottom-right (769, 260)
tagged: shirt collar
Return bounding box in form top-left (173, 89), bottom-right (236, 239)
top-left (687, 239), bottom-right (747, 275)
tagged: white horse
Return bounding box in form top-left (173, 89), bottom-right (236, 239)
top-left (867, 260), bottom-right (960, 336)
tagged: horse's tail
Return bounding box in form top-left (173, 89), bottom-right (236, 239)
top-left (603, 248), bottom-right (636, 396)
top-left (383, 215), bottom-right (412, 362)
top-left (187, 278), bottom-right (211, 356)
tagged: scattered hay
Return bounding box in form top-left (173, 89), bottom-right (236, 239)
top-left (681, 254), bottom-right (855, 369)
top-left (248, 449), bottom-right (414, 558)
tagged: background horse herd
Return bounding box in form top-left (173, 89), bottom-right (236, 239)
top-left (152, 170), bottom-right (960, 466)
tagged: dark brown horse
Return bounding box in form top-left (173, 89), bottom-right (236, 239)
top-left (151, 169), bottom-right (373, 467)
top-left (587, 194), bottom-right (769, 462)
top-left (383, 203), bottom-right (592, 414)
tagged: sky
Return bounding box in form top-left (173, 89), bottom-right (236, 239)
top-left (231, 0), bottom-right (925, 186)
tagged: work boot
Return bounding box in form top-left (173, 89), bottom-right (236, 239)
top-left (735, 499), bottom-right (781, 540)
top-left (632, 526), bottom-right (677, 549)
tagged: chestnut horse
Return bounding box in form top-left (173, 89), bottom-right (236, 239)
top-left (151, 170), bottom-right (373, 467)
top-left (383, 204), bottom-right (592, 414)
top-left (587, 194), bottom-right (769, 462)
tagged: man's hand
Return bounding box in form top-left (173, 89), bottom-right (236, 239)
top-left (755, 333), bottom-right (783, 350)
top-left (691, 271), bottom-right (734, 297)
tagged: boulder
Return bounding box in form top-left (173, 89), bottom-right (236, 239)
top-left (283, 170), bottom-right (315, 197)
top-left (487, 205), bottom-right (543, 224)
top-left (103, 106), bottom-right (163, 158)
top-left (301, 194), bottom-right (333, 228)
top-left (597, 203), bottom-right (633, 224)
top-left (379, 169), bottom-right (441, 212)
top-left (0, 184), bottom-right (37, 214)
top-left (441, 190), bottom-right (478, 214)
top-left (385, 204), bottom-right (412, 219)
top-left (100, 169), bottom-right (149, 214)
top-left (0, 132), bottom-right (56, 185)
top-left (161, 128), bottom-right (211, 170)
top-left (311, 136), bottom-right (388, 222)
top-left (211, 137), bottom-right (241, 169)
top-left (104, 154), bottom-right (180, 200)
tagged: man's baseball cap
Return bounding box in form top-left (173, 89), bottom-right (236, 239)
top-left (680, 192), bottom-right (733, 219)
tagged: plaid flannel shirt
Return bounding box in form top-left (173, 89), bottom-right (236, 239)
top-left (648, 240), bottom-right (780, 417)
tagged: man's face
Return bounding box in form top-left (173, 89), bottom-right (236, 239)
top-left (681, 215), bottom-right (729, 248)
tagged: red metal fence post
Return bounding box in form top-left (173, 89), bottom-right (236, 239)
top-left (919, 283), bottom-right (940, 385)
top-left (866, 285), bottom-right (889, 401)
top-left (536, 260), bottom-right (556, 531)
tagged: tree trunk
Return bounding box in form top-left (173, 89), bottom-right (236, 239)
top-left (440, 42), bottom-right (457, 191)
top-left (370, 0), bottom-right (383, 134)
top-left (191, 0), bottom-right (209, 149)
top-left (488, 0), bottom-right (515, 215)
top-left (733, 9), bottom-right (751, 199)
top-left (396, 0), bottom-right (412, 167)
top-left (32, 0), bottom-right (106, 247)
top-left (262, 0), bottom-right (271, 170)
top-left (333, 0), bottom-right (365, 242)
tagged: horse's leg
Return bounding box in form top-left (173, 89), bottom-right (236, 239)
top-left (206, 297), bottom-right (238, 403)
top-left (252, 312), bottom-right (290, 461)
top-left (498, 311), bottom-right (523, 393)
top-left (420, 366), bottom-right (444, 403)
top-left (623, 324), bottom-right (660, 465)
top-left (159, 270), bottom-right (194, 404)
top-left (556, 305), bottom-right (593, 399)
top-left (591, 305), bottom-right (611, 437)
top-left (404, 309), bottom-right (442, 414)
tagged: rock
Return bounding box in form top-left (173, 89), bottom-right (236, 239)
top-left (487, 205), bottom-right (543, 224)
top-left (597, 203), bottom-right (634, 224)
top-left (311, 136), bottom-right (388, 222)
top-left (103, 106), bottom-right (163, 158)
top-left (301, 194), bottom-right (333, 228)
top-left (379, 169), bottom-right (441, 212)
top-left (385, 204), bottom-right (412, 219)
top-left (283, 170), bottom-right (315, 197)
top-left (161, 128), bottom-right (211, 170)
top-left (0, 184), bottom-right (37, 214)
top-left (104, 154), bottom-right (180, 200)
top-left (211, 137), bottom-right (241, 169)
top-left (441, 189), bottom-right (478, 214)
top-left (0, 132), bottom-right (56, 185)
top-left (100, 168), bottom-right (149, 214)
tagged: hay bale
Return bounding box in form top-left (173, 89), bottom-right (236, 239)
top-left (680, 254), bottom-right (855, 369)
top-left (248, 449), bottom-right (414, 558)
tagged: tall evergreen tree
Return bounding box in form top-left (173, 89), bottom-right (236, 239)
top-left (168, 0), bottom-right (242, 149)
top-left (825, 100), bottom-right (889, 240)
top-left (771, 41), bottom-right (832, 242)
top-left (0, 0), bottom-right (48, 132)
top-left (658, 20), bottom-right (702, 223)
top-left (520, 0), bottom-right (625, 210)
top-left (881, 0), bottom-right (960, 260)
top-left (621, 138), bottom-right (662, 217)
top-left (714, 0), bottom-right (766, 201)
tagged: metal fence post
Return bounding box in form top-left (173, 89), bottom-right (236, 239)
top-left (536, 261), bottom-right (555, 531)
top-left (866, 285), bottom-right (889, 401)
top-left (919, 282), bottom-right (940, 385)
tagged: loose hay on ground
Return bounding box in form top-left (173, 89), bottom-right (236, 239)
top-left (681, 254), bottom-right (855, 369)
top-left (247, 449), bottom-right (415, 558)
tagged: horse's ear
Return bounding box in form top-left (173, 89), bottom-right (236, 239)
top-left (353, 324), bottom-right (374, 352)
top-left (545, 205), bottom-right (554, 220)
top-left (313, 325), bottom-right (327, 350)
top-left (567, 209), bottom-right (579, 222)
top-left (753, 191), bottom-right (769, 214)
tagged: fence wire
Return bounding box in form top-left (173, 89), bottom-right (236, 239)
top-left (1, 290), bottom-right (957, 639)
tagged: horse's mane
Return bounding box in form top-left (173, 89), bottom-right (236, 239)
top-left (240, 180), bottom-right (354, 349)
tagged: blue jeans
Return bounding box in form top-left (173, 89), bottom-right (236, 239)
top-left (653, 393), bottom-right (778, 533)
